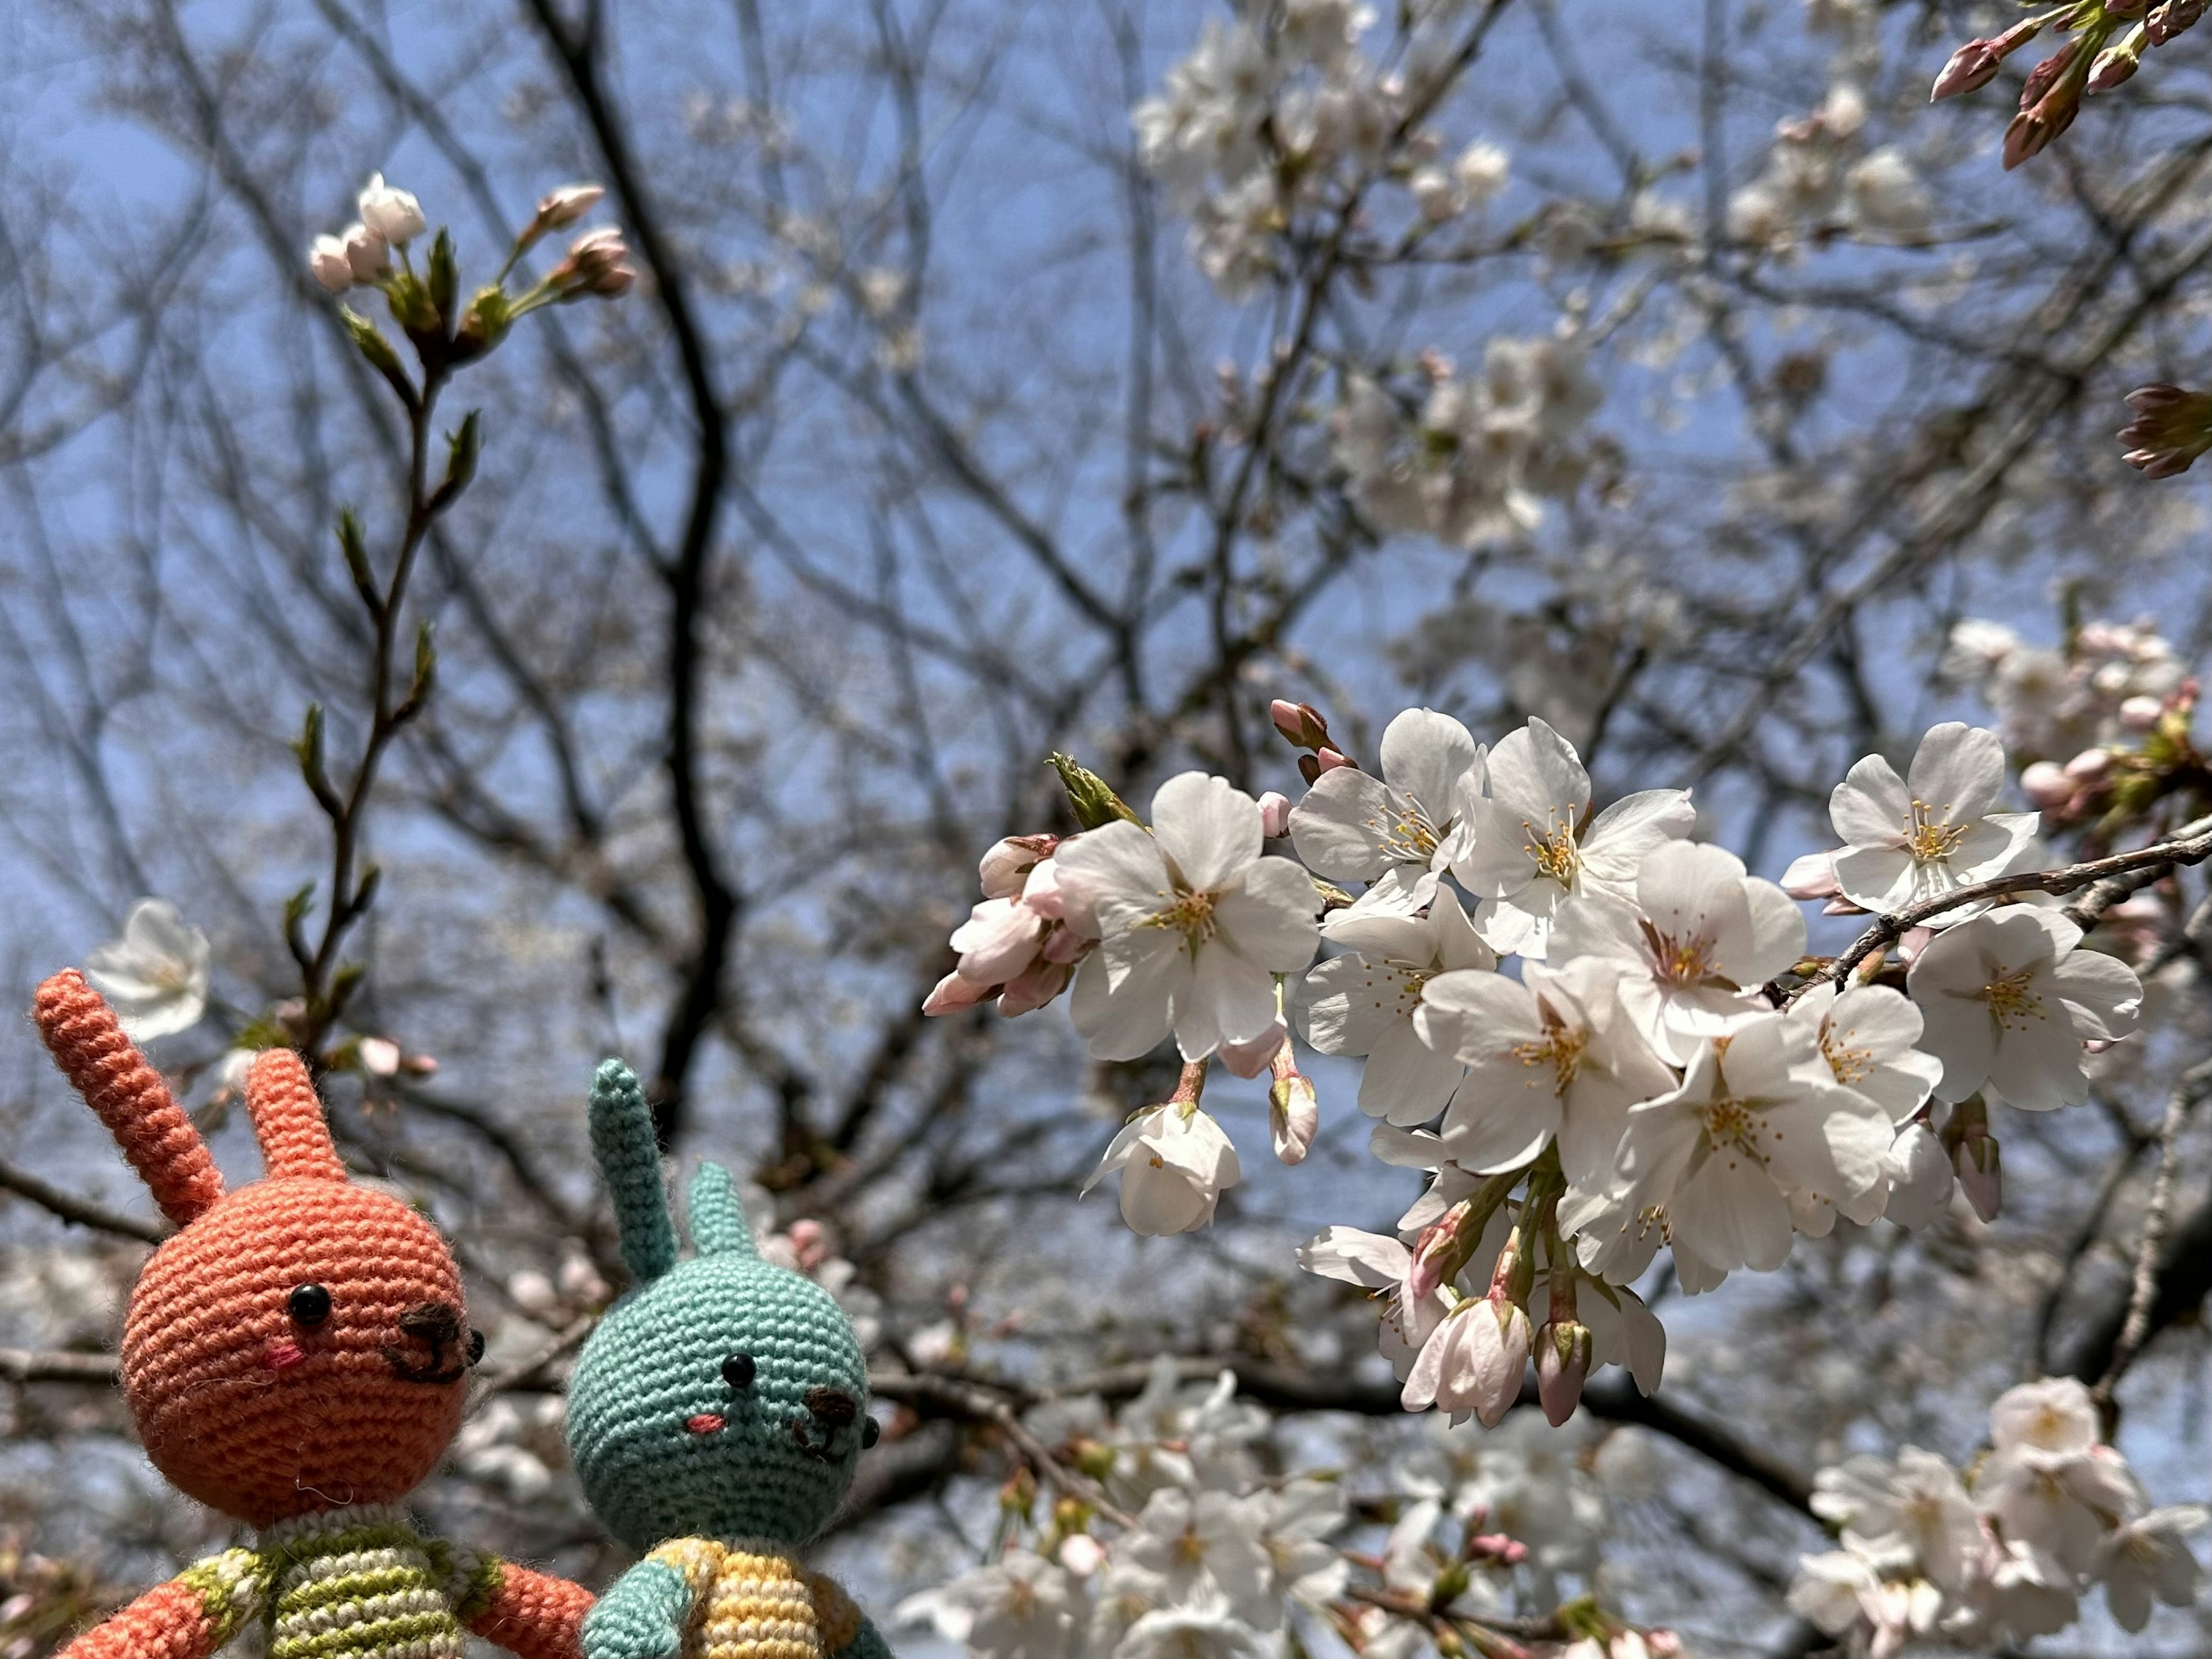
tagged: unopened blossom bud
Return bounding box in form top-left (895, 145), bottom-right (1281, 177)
top-left (2119, 694), bottom-right (2165, 731)
top-left (1944, 1099), bottom-right (2002, 1221)
top-left (1895, 924), bottom-right (1936, 965)
top-left (1408, 1198), bottom-right (1476, 1301)
top-left (979, 832), bottom-right (1058, 898)
top-left (1313, 747), bottom-right (1354, 775)
top-left (2148, 0), bottom-right (2208, 46)
top-left (342, 222), bottom-right (390, 283)
top-left (1536, 1319), bottom-right (1593, 1425)
top-left (2065, 746), bottom-right (2111, 780)
top-left (1930, 16), bottom-right (2048, 101)
top-left (357, 173), bottom-right (426, 246)
top-left (2088, 28), bottom-right (2146, 94)
top-left (922, 969), bottom-right (991, 1015)
top-left (1256, 790), bottom-right (1292, 839)
top-left (309, 235), bottom-right (354, 294)
top-left (358, 1036), bottom-right (401, 1077)
top-left (2020, 760), bottom-right (2073, 808)
top-left (2118, 383), bottom-right (2212, 478)
top-left (553, 226), bottom-right (638, 298)
top-left (1057, 1533), bottom-right (1105, 1577)
top-left (1270, 698), bottom-right (1332, 750)
top-left (2004, 46), bottom-right (2085, 169)
top-left (533, 181), bottom-right (605, 232)
top-left (1268, 1057), bottom-right (1318, 1165)
top-left (2018, 40), bottom-right (2080, 110)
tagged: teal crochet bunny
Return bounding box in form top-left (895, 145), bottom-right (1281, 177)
top-left (569, 1060), bottom-right (889, 1659)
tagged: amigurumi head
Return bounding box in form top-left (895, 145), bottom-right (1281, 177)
top-left (565, 1059), bottom-right (872, 1554)
top-left (31, 971), bottom-right (482, 1527)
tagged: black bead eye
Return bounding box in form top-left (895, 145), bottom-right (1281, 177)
top-left (722, 1353), bottom-right (756, 1391)
top-left (287, 1284), bottom-right (332, 1328)
top-left (862, 1416), bottom-right (881, 1449)
top-left (467, 1328), bottom-right (487, 1366)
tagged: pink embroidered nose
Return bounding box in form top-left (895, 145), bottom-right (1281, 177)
top-left (686, 1413), bottom-right (725, 1435)
top-left (264, 1340), bottom-right (305, 1372)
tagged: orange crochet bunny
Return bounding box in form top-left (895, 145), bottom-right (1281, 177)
top-left (29, 968), bottom-right (593, 1659)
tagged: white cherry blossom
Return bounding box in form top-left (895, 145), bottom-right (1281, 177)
top-left (1084, 1104), bottom-right (1242, 1236)
top-left (2100, 1507), bottom-right (2208, 1633)
top-left (1826, 722), bottom-right (2039, 914)
top-left (1786, 982), bottom-right (1944, 1123)
top-left (1415, 957), bottom-right (1675, 1211)
top-left (1448, 717), bottom-right (1693, 957)
top-left (357, 172), bottom-right (426, 245)
top-left (1549, 839), bottom-right (1804, 1063)
top-left (1612, 1013), bottom-right (1892, 1274)
top-left (1297, 886), bottom-right (1493, 1125)
top-left (1287, 707), bottom-right (1482, 916)
top-left (1057, 772), bottom-right (1320, 1060)
top-left (1878, 1121), bottom-right (1956, 1230)
top-left (1402, 1294), bottom-right (1529, 1426)
top-left (85, 898), bottom-right (212, 1042)
top-left (1906, 909), bottom-right (2142, 1109)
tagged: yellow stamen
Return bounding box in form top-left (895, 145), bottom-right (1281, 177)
top-left (1143, 888), bottom-right (1218, 945)
top-left (1984, 969), bottom-right (2044, 1031)
top-left (1906, 799), bottom-right (1971, 863)
top-left (1525, 816), bottom-right (1578, 883)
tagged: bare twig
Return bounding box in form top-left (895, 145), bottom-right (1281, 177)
top-left (0, 1156), bottom-right (168, 1244)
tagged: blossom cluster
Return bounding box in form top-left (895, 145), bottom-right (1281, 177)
top-left (1789, 1377), bottom-right (2207, 1650)
top-left (1131, 0), bottom-right (1509, 297)
top-left (900, 1362), bottom-right (1671, 1659)
top-left (1940, 615), bottom-right (2191, 771)
top-left (1726, 89), bottom-right (1931, 249)
top-left (925, 707), bottom-right (2146, 1432)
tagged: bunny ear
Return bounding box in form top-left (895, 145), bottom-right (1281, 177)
top-left (31, 969), bottom-right (224, 1228)
top-left (588, 1059), bottom-right (676, 1283)
top-left (244, 1049), bottom-right (347, 1181)
top-left (687, 1161), bottom-right (757, 1259)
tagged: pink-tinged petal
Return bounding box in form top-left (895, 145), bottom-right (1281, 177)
top-left (1414, 967), bottom-right (1540, 1062)
top-left (1379, 707), bottom-right (1481, 824)
top-left (1781, 850), bottom-right (1842, 899)
top-left (923, 970), bottom-right (993, 1016)
top-left (1362, 1020), bottom-right (1467, 1126)
top-left (2053, 948), bottom-right (2143, 1040)
top-left (1019, 857), bottom-right (1067, 919)
top-left (1830, 753), bottom-right (1911, 847)
top-left (1215, 856), bottom-right (1321, 970)
top-left (1179, 938), bottom-right (1279, 1054)
top-left (1070, 934), bottom-right (1185, 1060)
top-left (1218, 1020), bottom-right (1288, 1078)
top-left (1905, 722), bottom-right (2006, 821)
top-left (949, 897), bottom-right (1044, 982)
top-left (1486, 718), bottom-right (1591, 824)
top-left (1441, 1056), bottom-right (1562, 1172)
top-left (1832, 843), bottom-right (1918, 913)
top-left (1150, 771), bottom-right (1262, 893)
top-left (1053, 821), bottom-right (1170, 935)
top-left (997, 957), bottom-right (1073, 1016)
top-left (1287, 767), bottom-right (1403, 884)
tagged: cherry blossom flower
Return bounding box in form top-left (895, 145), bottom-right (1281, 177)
top-left (1448, 717), bottom-right (1693, 957)
top-left (1297, 1226), bottom-right (1444, 1382)
top-left (1906, 910), bottom-right (2142, 1109)
top-left (1297, 887), bottom-right (1493, 1125)
top-left (309, 235), bottom-right (354, 293)
top-left (2099, 1506), bottom-right (2208, 1632)
top-left (1878, 1121), bottom-right (1955, 1230)
top-left (1056, 773), bottom-right (1320, 1060)
top-left (898, 1550), bottom-right (1084, 1659)
top-left (1979, 1378), bottom-right (2146, 1576)
top-left (1813, 1449), bottom-right (1984, 1594)
top-left (85, 898), bottom-right (211, 1041)
top-left (1550, 840), bottom-right (1804, 1064)
top-left (1084, 1103), bottom-right (1241, 1235)
top-left (1415, 957), bottom-right (1675, 1208)
top-left (1611, 1013), bottom-right (1892, 1274)
top-left (1825, 722), bottom-right (2039, 914)
top-left (1786, 982), bottom-right (1944, 1123)
top-left (357, 172), bottom-right (426, 245)
top-left (926, 844), bottom-right (1094, 1018)
top-left (1287, 707), bottom-right (1482, 916)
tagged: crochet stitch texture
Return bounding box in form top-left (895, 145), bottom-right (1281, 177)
top-left (567, 1059), bottom-right (889, 1659)
top-left (29, 969), bottom-right (593, 1659)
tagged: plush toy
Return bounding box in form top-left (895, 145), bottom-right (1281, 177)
top-left (29, 969), bottom-right (593, 1659)
top-left (567, 1059), bottom-right (889, 1659)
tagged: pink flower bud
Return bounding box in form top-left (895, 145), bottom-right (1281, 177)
top-left (534, 182), bottom-right (606, 231)
top-left (1018, 857), bottom-right (1067, 919)
top-left (1780, 850), bottom-right (1842, 900)
top-left (2119, 382), bottom-right (2212, 477)
top-left (2065, 747), bottom-right (2111, 779)
top-left (2148, 0), bottom-right (2208, 47)
top-left (2119, 694), bottom-right (2165, 730)
top-left (309, 236), bottom-right (354, 294)
top-left (923, 969), bottom-right (993, 1016)
top-left (1313, 748), bottom-right (1354, 775)
top-left (979, 832), bottom-right (1058, 897)
top-left (1256, 790), bottom-right (1293, 839)
top-left (997, 957), bottom-right (1074, 1016)
top-left (1270, 699), bottom-right (1332, 749)
top-left (1896, 925), bottom-right (1936, 964)
top-left (2020, 760), bottom-right (2072, 808)
top-left (2088, 33), bottom-right (2144, 94)
top-left (2018, 40), bottom-right (2080, 111)
top-left (1268, 1069), bottom-right (1318, 1164)
top-left (1057, 1534), bottom-right (1106, 1577)
top-left (1930, 38), bottom-right (2006, 102)
top-left (1536, 1319), bottom-right (1593, 1425)
top-left (342, 222), bottom-right (390, 282)
top-left (1954, 1131), bottom-right (2002, 1221)
top-left (358, 1036), bottom-right (401, 1077)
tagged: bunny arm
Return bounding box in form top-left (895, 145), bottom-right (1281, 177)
top-left (806, 1575), bottom-right (892, 1659)
top-left (581, 1544), bottom-right (715, 1659)
top-left (459, 1558), bottom-right (596, 1659)
top-left (58, 1550), bottom-right (266, 1659)
top-left (827, 1615), bottom-right (893, 1659)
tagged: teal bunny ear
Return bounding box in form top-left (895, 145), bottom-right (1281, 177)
top-left (688, 1161), bottom-right (757, 1258)
top-left (588, 1059), bottom-right (677, 1283)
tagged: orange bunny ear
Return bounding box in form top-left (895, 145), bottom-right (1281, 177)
top-left (31, 969), bottom-right (224, 1227)
top-left (243, 1048), bottom-right (347, 1181)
